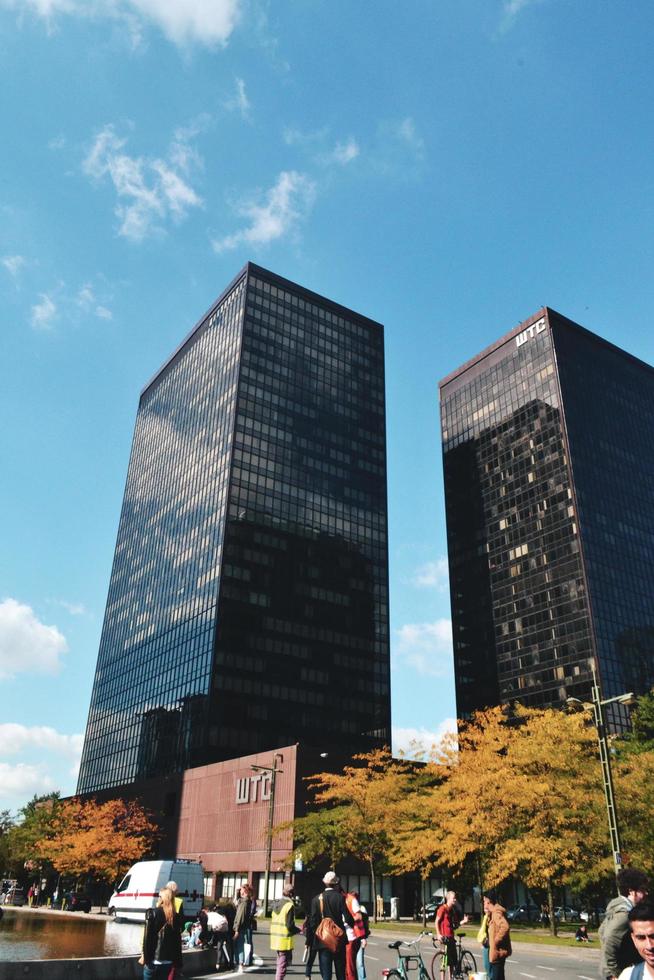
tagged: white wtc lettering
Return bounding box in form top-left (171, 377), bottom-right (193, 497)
top-left (261, 772), bottom-right (272, 800)
top-left (236, 778), bottom-right (249, 804)
top-left (515, 317), bottom-right (547, 348)
top-left (249, 773), bottom-right (263, 802)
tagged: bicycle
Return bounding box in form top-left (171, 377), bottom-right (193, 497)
top-left (383, 931), bottom-right (434, 980)
top-left (430, 931), bottom-right (477, 980)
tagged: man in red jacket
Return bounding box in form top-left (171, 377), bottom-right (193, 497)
top-left (435, 891), bottom-right (468, 980)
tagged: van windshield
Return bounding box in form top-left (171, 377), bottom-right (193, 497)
top-left (116, 875), bottom-right (131, 893)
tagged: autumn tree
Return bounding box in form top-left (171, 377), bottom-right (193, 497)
top-left (36, 797), bottom-right (159, 887)
top-left (406, 706), bottom-right (611, 934)
top-left (293, 748), bottom-right (413, 919)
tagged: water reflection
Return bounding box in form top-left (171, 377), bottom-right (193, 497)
top-left (0, 909), bottom-right (143, 960)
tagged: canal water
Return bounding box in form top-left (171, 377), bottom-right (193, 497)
top-left (0, 908), bottom-right (144, 960)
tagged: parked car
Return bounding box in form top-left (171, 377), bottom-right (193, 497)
top-left (581, 907), bottom-right (606, 923)
top-left (5, 886), bottom-right (25, 907)
top-left (555, 906), bottom-right (581, 922)
top-left (62, 891), bottom-right (92, 913)
top-left (420, 895), bottom-right (445, 917)
top-left (506, 903), bottom-right (541, 923)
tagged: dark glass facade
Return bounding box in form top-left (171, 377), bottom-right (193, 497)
top-left (78, 264), bottom-right (391, 795)
top-left (440, 308), bottom-right (654, 720)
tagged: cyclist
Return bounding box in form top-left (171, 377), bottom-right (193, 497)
top-left (435, 891), bottom-right (468, 980)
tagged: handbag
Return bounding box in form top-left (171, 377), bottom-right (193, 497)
top-left (315, 895), bottom-right (345, 954)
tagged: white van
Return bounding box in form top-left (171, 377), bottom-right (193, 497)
top-left (109, 860), bottom-right (204, 922)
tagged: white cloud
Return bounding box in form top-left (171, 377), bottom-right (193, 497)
top-left (224, 77), bottom-right (251, 119)
top-left (396, 117), bottom-right (425, 155)
top-left (95, 305), bottom-right (113, 320)
top-left (213, 170), bottom-right (316, 252)
top-left (0, 0), bottom-right (241, 48)
top-left (53, 599), bottom-right (89, 616)
top-left (393, 718), bottom-right (457, 759)
top-left (30, 293), bottom-right (57, 330)
top-left (375, 116), bottom-right (426, 176)
top-left (0, 724), bottom-right (83, 760)
top-left (2, 254), bottom-right (26, 277)
top-left (413, 556), bottom-right (450, 591)
top-left (0, 598), bottom-right (68, 679)
top-left (48, 134), bottom-right (66, 150)
top-left (0, 762), bottom-right (56, 799)
top-left (330, 138), bottom-right (359, 165)
top-left (83, 124), bottom-right (203, 241)
top-left (394, 618), bottom-right (453, 676)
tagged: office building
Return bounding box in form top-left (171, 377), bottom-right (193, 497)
top-left (77, 263), bottom-right (391, 795)
top-left (439, 308), bottom-right (654, 719)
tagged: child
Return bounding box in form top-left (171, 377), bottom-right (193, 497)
top-left (575, 924), bottom-right (591, 943)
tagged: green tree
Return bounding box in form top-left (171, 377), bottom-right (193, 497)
top-left (275, 806), bottom-right (351, 871)
top-left (617, 689), bottom-right (654, 755)
top-left (4, 792), bottom-right (61, 878)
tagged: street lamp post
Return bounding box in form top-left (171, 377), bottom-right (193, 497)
top-left (566, 664), bottom-right (637, 884)
top-left (251, 753), bottom-right (283, 916)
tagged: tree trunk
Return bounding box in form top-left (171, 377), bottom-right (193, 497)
top-left (547, 881), bottom-right (557, 937)
top-left (369, 854), bottom-right (378, 924)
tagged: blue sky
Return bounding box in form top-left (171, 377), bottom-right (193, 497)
top-left (2, 0), bottom-right (654, 813)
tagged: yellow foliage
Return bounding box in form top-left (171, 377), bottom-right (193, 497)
top-left (36, 796), bottom-right (159, 884)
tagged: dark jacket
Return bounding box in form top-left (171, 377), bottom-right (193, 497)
top-left (309, 888), bottom-right (353, 952)
top-left (143, 906), bottom-right (183, 966)
top-left (234, 896), bottom-right (256, 933)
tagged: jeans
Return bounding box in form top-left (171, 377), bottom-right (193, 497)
top-left (356, 943), bottom-right (366, 980)
top-left (482, 945), bottom-right (490, 975)
top-left (276, 950), bottom-right (292, 980)
top-left (319, 946), bottom-right (346, 980)
top-left (143, 964), bottom-right (172, 980)
top-left (235, 927), bottom-right (252, 965)
top-left (489, 961), bottom-right (506, 980)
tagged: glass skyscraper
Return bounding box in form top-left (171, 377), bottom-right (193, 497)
top-left (440, 308), bottom-right (654, 721)
top-left (77, 263), bottom-right (391, 794)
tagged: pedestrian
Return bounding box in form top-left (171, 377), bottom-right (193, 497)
top-left (483, 890), bottom-right (512, 980)
top-left (353, 895), bottom-right (370, 980)
top-left (164, 881), bottom-right (185, 979)
top-left (617, 901), bottom-right (654, 979)
top-left (600, 868), bottom-right (650, 980)
top-left (310, 871), bottom-right (352, 980)
top-left (139, 886), bottom-right (183, 980)
top-left (234, 883), bottom-right (256, 973)
top-left (435, 891), bottom-right (469, 980)
top-left (344, 889), bottom-right (365, 980)
top-left (303, 909), bottom-right (318, 978)
top-left (477, 908), bottom-right (491, 974)
top-left (575, 923), bottom-right (591, 943)
top-left (270, 883), bottom-right (299, 980)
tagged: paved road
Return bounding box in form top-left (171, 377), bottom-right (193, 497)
top-left (201, 930), bottom-right (601, 980)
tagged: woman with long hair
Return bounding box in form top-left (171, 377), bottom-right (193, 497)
top-left (140, 886), bottom-right (183, 979)
top-left (234, 882), bottom-right (257, 973)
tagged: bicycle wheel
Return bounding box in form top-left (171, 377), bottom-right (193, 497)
top-left (456, 950), bottom-right (477, 979)
top-left (430, 950), bottom-right (445, 980)
top-left (386, 970), bottom-right (404, 980)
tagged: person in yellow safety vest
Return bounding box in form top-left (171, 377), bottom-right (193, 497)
top-left (270, 883), bottom-right (299, 980)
